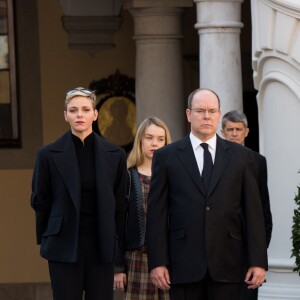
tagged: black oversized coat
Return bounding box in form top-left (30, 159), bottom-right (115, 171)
top-left (31, 131), bottom-right (127, 264)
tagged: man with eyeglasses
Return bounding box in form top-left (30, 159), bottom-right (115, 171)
top-left (146, 89), bottom-right (268, 300)
top-left (222, 110), bottom-right (272, 300)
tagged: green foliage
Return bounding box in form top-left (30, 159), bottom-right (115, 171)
top-left (291, 186), bottom-right (300, 276)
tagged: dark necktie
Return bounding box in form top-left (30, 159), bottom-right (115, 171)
top-left (201, 143), bottom-right (213, 193)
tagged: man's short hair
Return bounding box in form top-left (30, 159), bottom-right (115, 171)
top-left (222, 110), bottom-right (248, 129)
top-left (187, 88), bottom-right (220, 109)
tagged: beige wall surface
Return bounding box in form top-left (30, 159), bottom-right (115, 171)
top-left (0, 0), bottom-right (135, 283)
top-left (38, 0), bottom-right (135, 144)
top-left (0, 0), bottom-right (202, 284)
top-left (0, 170), bottom-right (49, 282)
top-left (0, 0), bottom-right (251, 285)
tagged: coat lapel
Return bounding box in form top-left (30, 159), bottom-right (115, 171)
top-left (176, 136), bottom-right (206, 197)
top-left (51, 131), bottom-right (81, 214)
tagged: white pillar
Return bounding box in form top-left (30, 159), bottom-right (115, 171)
top-left (251, 0), bottom-right (300, 298)
top-left (194, 0), bottom-right (244, 121)
top-left (124, 1), bottom-right (193, 141)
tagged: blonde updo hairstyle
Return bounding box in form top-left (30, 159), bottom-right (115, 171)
top-left (64, 87), bottom-right (97, 111)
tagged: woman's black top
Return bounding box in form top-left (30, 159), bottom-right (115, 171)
top-left (73, 133), bottom-right (98, 237)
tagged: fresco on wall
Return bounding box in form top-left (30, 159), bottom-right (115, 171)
top-left (0, 35), bottom-right (8, 69)
top-left (90, 70), bottom-right (136, 152)
top-left (99, 96), bottom-right (135, 147)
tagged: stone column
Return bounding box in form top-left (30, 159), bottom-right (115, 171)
top-left (124, 1), bottom-right (193, 141)
top-left (194, 0), bottom-right (244, 123)
top-left (251, 0), bottom-right (300, 299)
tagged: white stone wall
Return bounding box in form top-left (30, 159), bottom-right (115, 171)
top-left (251, 0), bottom-right (300, 298)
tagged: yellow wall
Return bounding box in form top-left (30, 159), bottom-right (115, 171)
top-left (0, 170), bottom-right (48, 282)
top-left (38, 0), bottom-right (136, 144)
top-left (2, 0), bottom-right (245, 283)
top-left (0, 0), bottom-right (200, 284)
top-left (0, 0), bottom-right (135, 283)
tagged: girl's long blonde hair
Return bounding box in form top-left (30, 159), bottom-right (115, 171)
top-left (127, 117), bottom-right (171, 169)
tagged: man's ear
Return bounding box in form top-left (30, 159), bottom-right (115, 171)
top-left (186, 109), bottom-right (191, 123)
top-left (221, 129), bottom-right (225, 138)
top-left (245, 127), bottom-right (250, 138)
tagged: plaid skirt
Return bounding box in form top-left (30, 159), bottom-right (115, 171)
top-left (125, 247), bottom-right (170, 300)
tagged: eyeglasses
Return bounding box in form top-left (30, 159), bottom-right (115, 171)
top-left (66, 88), bottom-right (95, 96)
top-left (188, 108), bottom-right (219, 115)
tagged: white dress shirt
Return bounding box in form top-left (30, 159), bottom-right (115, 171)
top-left (189, 133), bottom-right (217, 175)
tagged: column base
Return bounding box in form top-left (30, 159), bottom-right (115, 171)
top-left (259, 265), bottom-right (300, 299)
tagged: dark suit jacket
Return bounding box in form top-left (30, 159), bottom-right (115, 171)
top-left (253, 151), bottom-right (272, 247)
top-left (146, 135), bottom-right (268, 284)
top-left (31, 131), bottom-right (127, 264)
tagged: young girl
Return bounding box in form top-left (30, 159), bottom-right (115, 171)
top-left (114, 117), bottom-right (171, 299)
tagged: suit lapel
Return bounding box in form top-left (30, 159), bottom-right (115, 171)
top-left (176, 136), bottom-right (206, 197)
top-left (207, 135), bottom-right (231, 197)
top-left (51, 131), bottom-right (81, 214)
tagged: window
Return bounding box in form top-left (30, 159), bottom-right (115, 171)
top-left (0, 0), bottom-right (18, 146)
top-left (0, 0), bottom-right (42, 168)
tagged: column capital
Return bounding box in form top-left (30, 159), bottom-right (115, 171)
top-left (58, 0), bottom-right (122, 55)
top-left (123, 0), bottom-right (193, 9)
top-left (194, 0), bottom-right (243, 32)
top-left (61, 16), bottom-right (121, 56)
top-left (127, 6), bottom-right (186, 39)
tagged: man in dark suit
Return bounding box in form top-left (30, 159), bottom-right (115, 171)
top-left (146, 89), bottom-right (268, 300)
top-left (221, 110), bottom-right (273, 300)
